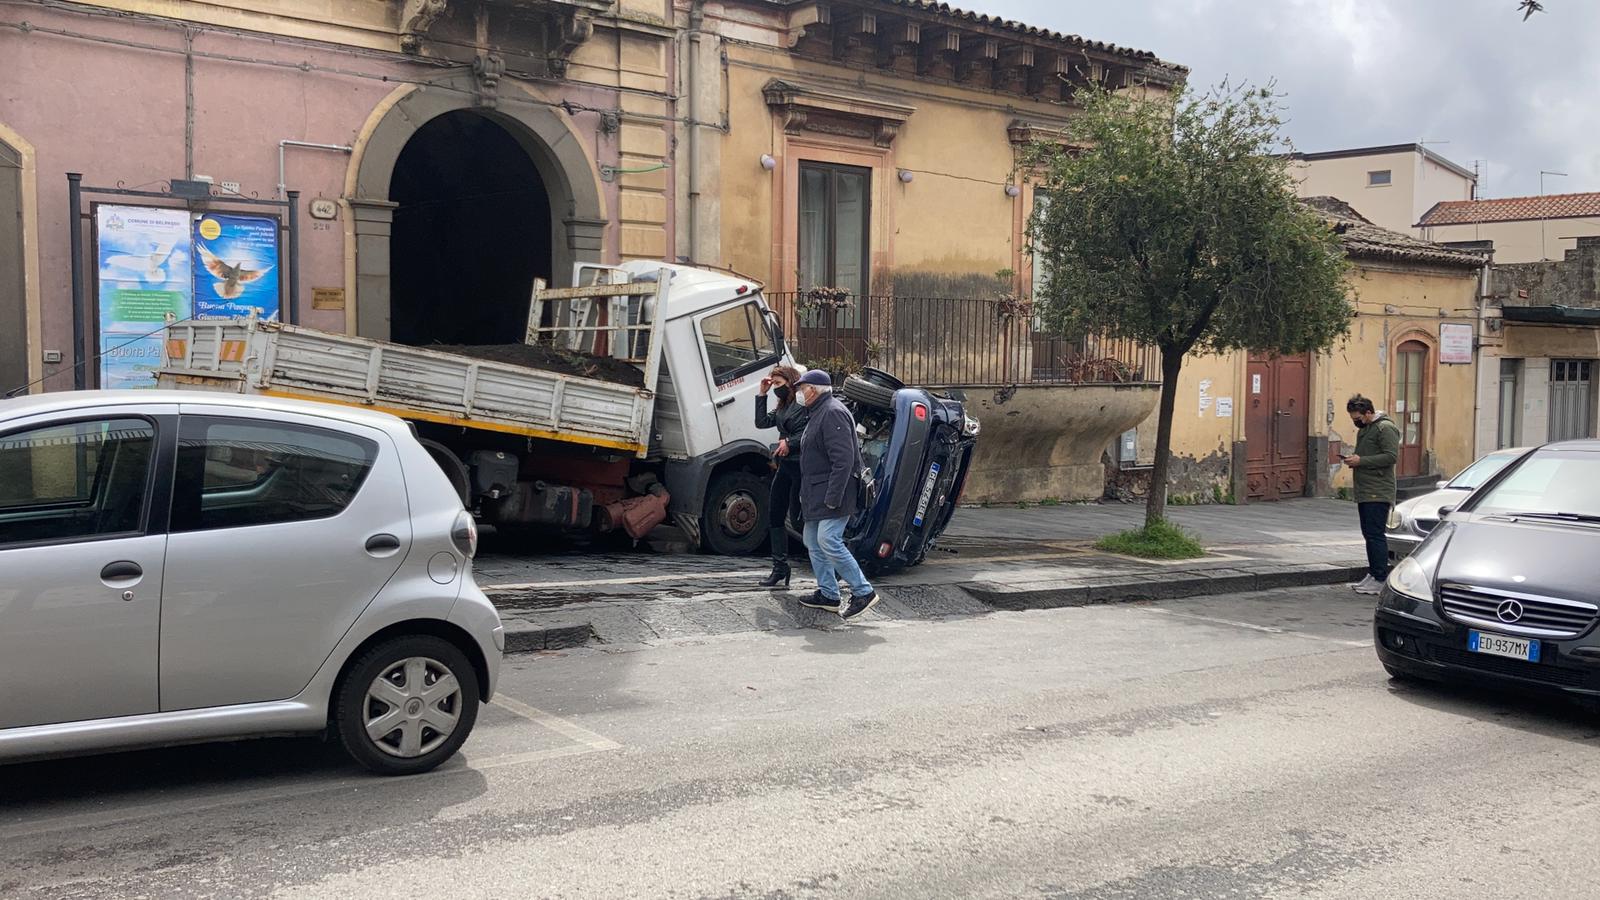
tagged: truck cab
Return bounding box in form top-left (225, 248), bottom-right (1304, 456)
top-left (596, 261), bottom-right (800, 555)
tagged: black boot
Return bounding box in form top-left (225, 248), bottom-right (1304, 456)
top-left (758, 528), bottom-right (791, 588)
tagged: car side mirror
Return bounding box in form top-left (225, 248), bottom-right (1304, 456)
top-left (1435, 480), bottom-right (1449, 490)
top-left (1437, 505), bottom-right (1456, 518)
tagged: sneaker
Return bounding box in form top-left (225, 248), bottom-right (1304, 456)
top-left (1352, 575), bottom-right (1381, 596)
top-left (841, 591), bottom-right (880, 621)
top-left (800, 591), bottom-right (842, 612)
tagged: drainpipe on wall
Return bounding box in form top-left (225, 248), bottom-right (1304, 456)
top-left (686, 0), bottom-right (704, 264)
top-left (278, 140), bottom-right (354, 200)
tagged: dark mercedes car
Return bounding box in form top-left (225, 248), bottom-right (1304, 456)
top-left (836, 369), bottom-right (979, 574)
top-left (1375, 439), bottom-right (1600, 698)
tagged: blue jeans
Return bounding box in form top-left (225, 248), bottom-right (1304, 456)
top-left (803, 516), bottom-right (874, 601)
top-left (1357, 501), bottom-right (1391, 581)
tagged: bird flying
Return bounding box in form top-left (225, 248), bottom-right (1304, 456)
top-left (197, 244), bottom-right (273, 300)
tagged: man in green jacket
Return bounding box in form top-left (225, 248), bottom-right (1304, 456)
top-left (1341, 394), bottom-right (1401, 595)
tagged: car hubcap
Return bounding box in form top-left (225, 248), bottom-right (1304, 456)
top-left (364, 656), bottom-right (461, 758)
top-left (719, 490), bottom-right (759, 537)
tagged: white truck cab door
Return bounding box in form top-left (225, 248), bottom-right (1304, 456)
top-left (692, 298), bottom-right (788, 450)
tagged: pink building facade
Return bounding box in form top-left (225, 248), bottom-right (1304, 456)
top-left (1, 0), bottom-right (672, 394)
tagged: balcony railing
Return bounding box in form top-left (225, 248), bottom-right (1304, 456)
top-left (768, 292), bottom-right (1160, 387)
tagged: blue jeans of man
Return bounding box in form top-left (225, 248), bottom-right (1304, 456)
top-left (803, 516), bottom-right (874, 601)
top-left (1357, 501), bottom-right (1391, 581)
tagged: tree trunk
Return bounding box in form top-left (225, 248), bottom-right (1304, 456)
top-left (1143, 347), bottom-right (1185, 529)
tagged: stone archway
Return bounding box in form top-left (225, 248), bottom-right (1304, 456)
top-left (348, 76), bottom-right (607, 341)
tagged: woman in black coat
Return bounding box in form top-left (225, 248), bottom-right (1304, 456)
top-left (754, 364), bottom-right (809, 587)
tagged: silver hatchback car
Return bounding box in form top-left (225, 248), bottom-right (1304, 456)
top-left (0, 391), bottom-right (503, 775)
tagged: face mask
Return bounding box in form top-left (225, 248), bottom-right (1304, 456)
top-left (774, 386), bottom-right (792, 403)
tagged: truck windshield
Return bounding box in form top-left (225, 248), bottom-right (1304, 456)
top-left (700, 300), bottom-right (779, 384)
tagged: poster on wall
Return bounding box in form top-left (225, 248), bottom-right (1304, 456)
top-left (1439, 323), bottom-right (1473, 364)
top-left (96, 205), bottom-right (192, 331)
top-left (96, 205), bottom-right (193, 388)
top-left (192, 214), bottom-right (280, 320)
top-left (99, 333), bottom-right (166, 390)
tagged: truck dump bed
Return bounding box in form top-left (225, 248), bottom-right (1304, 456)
top-left (158, 274), bottom-right (667, 455)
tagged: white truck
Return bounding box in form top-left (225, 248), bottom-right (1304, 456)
top-left (158, 261), bottom-right (799, 554)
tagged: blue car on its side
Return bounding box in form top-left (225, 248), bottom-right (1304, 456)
top-left (836, 368), bottom-right (980, 574)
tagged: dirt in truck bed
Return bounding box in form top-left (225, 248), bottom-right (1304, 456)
top-left (423, 343), bottom-right (646, 388)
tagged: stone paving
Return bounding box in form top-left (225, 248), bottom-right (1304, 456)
top-left (474, 498), bottom-right (1372, 651)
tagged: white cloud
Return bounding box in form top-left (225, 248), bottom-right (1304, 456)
top-left (960, 0), bottom-right (1600, 197)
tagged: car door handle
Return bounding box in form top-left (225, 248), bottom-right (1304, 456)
top-left (100, 560), bottom-right (142, 582)
top-left (715, 397), bottom-right (736, 409)
top-left (365, 533), bottom-right (402, 556)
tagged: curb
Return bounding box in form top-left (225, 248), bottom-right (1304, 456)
top-left (965, 565), bottom-right (1368, 612)
top-left (491, 563), bottom-right (1368, 655)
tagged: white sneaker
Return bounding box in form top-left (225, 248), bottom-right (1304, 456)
top-left (1352, 575), bottom-right (1381, 595)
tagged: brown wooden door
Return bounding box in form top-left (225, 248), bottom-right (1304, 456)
top-left (1245, 353), bottom-right (1310, 501)
top-left (1394, 341), bottom-right (1427, 476)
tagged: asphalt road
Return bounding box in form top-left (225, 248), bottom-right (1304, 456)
top-left (5, 585), bottom-right (1599, 899)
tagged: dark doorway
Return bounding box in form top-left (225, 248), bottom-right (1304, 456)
top-left (0, 138), bottom-right (26, 395)
top-left (388, 111), bottom-right (552, 347)
top-left (1245, 352), bottom-right (1310, 501)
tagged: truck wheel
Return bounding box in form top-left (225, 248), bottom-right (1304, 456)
top-left (842, 373), bottom-right (897, 410)
top-left (703, 470), bottom-right (769, 556)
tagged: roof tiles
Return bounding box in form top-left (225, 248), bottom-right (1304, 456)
top-left (1419, 192), bottom-right (1600, 227)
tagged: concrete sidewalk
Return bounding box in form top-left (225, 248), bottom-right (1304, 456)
top-left (475, 498), bottom-right (1371, 652)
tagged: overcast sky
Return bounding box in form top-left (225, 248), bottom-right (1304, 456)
top-left (964, 0), bottom-right (1600, 199)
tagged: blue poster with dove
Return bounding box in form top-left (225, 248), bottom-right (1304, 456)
top-left (192, 214), bottom-right (280, 320)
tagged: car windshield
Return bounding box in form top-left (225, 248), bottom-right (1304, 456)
top-left (1447, 450), bottom-right (1521, 489)
top-left (1471, 450), bottom-right (1600, 518)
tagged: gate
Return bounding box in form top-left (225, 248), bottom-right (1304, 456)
top-left (1245, 353), bottom-right (1310, 501)
top-left (1550, 359), bottom-right (1594, 442)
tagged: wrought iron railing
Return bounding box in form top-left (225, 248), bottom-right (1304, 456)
top-left (767, 292), bottom-right (1160, 387)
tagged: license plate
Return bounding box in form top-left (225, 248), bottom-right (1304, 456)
top-left (1468, 630), bottom-right (1541, 662)
top-left (911, 462), bottom-right (941, 527)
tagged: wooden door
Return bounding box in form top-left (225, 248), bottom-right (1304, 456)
top-left (1245, 353), bottom-right (1310, 501)
top-left (1394, 341), bottom-right (1427, 476)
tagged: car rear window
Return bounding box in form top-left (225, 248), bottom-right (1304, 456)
top-left (170, 416), bottom-right (378, 532)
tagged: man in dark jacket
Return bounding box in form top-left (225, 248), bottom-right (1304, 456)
top-left (1341, 394), bottom-right (1401, 595)
top-left (792, 370), bottom-right (879, 620)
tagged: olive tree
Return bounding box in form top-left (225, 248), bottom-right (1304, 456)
top-left (1028, 82), bottom-right (1351, 530)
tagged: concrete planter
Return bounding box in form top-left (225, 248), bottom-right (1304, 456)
top-left (950, 383), bottom-right (1160, 504)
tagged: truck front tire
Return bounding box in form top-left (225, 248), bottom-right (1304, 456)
top-left (702, 470), bottom-right (769, 556)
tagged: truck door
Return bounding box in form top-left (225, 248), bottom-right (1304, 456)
top-left (693, 298), bottom-right (786, 446)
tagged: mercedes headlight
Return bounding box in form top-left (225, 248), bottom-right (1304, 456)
top-left (1386, 555), bottom-right (1434, 602)
top-left (962, 414), bottom-right (981, 437)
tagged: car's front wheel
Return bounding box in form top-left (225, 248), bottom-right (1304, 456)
top-left (336, 635), bottom-right (480, 776)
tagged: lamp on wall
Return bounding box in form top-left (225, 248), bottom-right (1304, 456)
top-left (897, 169), bottom-right (914, 184)
top-left (759, 154), bottom-right (777, 171)
top-left (1004, 183), bottom-right (1021, 198)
